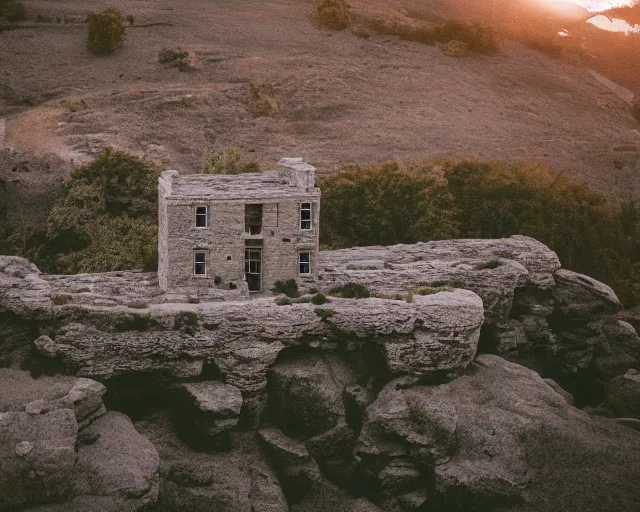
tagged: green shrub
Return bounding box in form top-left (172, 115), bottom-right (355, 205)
top-left (203, 148), bottom-right (259, 175)
top-left (315, 308), bottom-right (335, 319)
top-left (158, 47), bottom-right (193, 71)
top-left (43, 148), bottom-right (161, 274)
top-left (87, 8), bottom-right (126, 55)
top-left (316, 0), bottom-right (353, 29)
top-left (311, 293), bottom-right (328, 305)
top-left (329, 283), bottom-right (370, 299)
top-left (1, 0), bottom-right (26, 22)
top-left (272, 279), bottom-right (300, 298)
top-left (275, 296), bottom-right (293, 306)
top-left (320, 159), bottom-right (640, 307)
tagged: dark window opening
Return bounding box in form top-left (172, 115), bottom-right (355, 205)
top-left (300, 203), bottom-right (312, 230)
top-left (245, 204), bottom-right (263, 235)
top-left (194, 252), bottom-right (207, 275)
top-left (195, 206), bottom-right (208, 228)
top-left (299, 251), bottom-right (311, 275)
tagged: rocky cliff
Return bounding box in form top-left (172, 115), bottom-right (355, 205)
top-left (2, 235), bottom-right (640, 512)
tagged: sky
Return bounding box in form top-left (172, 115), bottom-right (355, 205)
top-left (569, 0), bottom-right (636, 11)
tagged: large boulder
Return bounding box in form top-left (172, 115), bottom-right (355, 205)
top-left (0, 408), bottom-right (77, 509)
top-left (607, 369), bottom-right (640, 418)
top-left (70, 411), bottom-right (160, 511)
top-left (268, 351), bottom-right (356, 438)
top-left (355, 355), bottom-right (640, 511)
top-left (257, 426), bottom-right (321, 503)
top-left (172, 381), bottom-right (242, 448)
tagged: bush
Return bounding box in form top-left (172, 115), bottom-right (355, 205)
top-left (311, 293), bottom-right (328, 305)
top-left (158, 47), bottom-right (193, 72)
top-left (329, 283), bottom-right (370, 299)
top-left (272, 279), bottom-right (300, 298)
top-left (320, 159), bottom-right (640, 307)
top-left (0, 0), bottom-right (26, 22)
top-left (43, 148), bottom-right (161, 274)
top-left (275, 296), bottom-right (293, 306)
top-left (316, 0), bottom-right (353, 30)
top-left (314, 308), bottom-right (335, 319)
top-left (203, 148), bottom-right (259, 175)
top-left (87, 8), bottom-right (126, 55)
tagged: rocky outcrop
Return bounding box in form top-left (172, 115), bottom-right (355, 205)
top-left (257, 426), bottom-right (321, 502)
top-left (2, 235), bottom-right (640, 416)
top-left (172, 381), bottom-right (243, 449)
top-left (355, 355), bottom-right (640, 511)
top-left (268, 352), bottom-right (356, 438)
top-left (69, 411), bottom-right (160, 511)
top-left (607, 369), bottom-right (640, 418)
top-left (0, 408), bottom-right (77, 509)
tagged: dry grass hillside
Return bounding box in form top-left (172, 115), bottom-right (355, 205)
top-left (2, 0), bottom-right (640, 205)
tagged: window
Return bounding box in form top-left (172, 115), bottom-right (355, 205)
top-left (195, 206), bottom-right (208, 228)
top-left (299, 251), bottom-right (311, 275)
top-left (300, 203), bottom-right (312, 230)
top-left (245, 248), bottom-right (262, 292)
top-left (245, 204), bottom-right (263, 235)
top-left (194, 252), bottom-right (207, 276)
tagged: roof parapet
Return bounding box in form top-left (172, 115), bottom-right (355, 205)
top-left (277, 157), bottom-right (316, 191)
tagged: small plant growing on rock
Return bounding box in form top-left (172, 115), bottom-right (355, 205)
top-left (125, 14), bottom-right (134, 25)
top-left (329, 283), bottom-right (370, 299)
top-left (316, 0), bottom-right (353, 30)
top-left (52, 294), bottom-right (72, 305)
top-left (474, 259), bottom-right (502, 270)
top-left (87, 8), bottom-right (126, 55)
top-left (272, 279), bottom-right (300, 298)
top-left (214, 275), bottom-right (223, 286)
top-left (314, 308), bottom-right (335, 319)
top-left (275, 296), bottom-right (293, 306)
top-left (311, 293), bottom-right (327, 305)
top-left (158, 47), bottom-right (193, 72)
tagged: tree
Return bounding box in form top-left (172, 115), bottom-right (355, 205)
top-left (87, 8), bottom-right (126, 55)
top-left (45, 148), bottom-right (161, 273)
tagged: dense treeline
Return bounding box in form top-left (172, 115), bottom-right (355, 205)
top-left (320, 161), bottom-right (640, 307)
top-left (1, 151), bottom-right (639, 307)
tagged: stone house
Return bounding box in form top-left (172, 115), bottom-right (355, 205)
top-left (158, 158), bottom-right (321, 296)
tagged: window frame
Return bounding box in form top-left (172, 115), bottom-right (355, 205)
top-left (195, 206), bottom-right (208, 228)
top-left (300, 202), bottom-right (312, 231)
top-left (299, 251), bottom-right (311, 276)
top-left (194, 251), bottom-right (207, 277)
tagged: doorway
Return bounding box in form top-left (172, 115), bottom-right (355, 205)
top-left (245, 248), bottom-right (262, 292)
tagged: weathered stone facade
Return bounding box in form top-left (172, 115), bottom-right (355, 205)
top-left (158, 158), bottom-right (321, 296)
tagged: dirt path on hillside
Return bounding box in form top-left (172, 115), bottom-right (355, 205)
top-left (3, 107), bottom-right (88, 164)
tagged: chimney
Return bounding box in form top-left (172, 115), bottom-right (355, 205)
top-left (277, 157), bottom-right (316, 191)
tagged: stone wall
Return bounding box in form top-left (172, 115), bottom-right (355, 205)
top-left (163, 197), bottom-right (320, 294)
